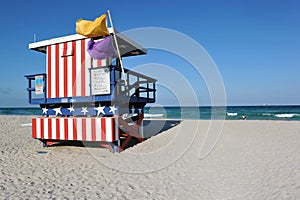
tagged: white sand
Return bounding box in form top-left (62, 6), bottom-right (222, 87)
top-left (0, 115), bottom-right (299, 199)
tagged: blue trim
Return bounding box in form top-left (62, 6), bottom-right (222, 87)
top-left (30, 96), bottom-right (154, 105)
top-left (110, 67), bottom-right (116, 101)
top-left (41, 105), bottom-right (120, 117)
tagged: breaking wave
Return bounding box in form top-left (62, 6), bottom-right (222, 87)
top-left (274, 113), bottom-right (300, 118)
top-left (227, 112), bottom-right (238, 116)
top-left (144, 113), bottom-right (164, 118)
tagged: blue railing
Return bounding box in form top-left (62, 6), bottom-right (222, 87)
top-left (24, 73), bottom-right (47, 104)
top-left (24, 66), bottom-right (156, 105)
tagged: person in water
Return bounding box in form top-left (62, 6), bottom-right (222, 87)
top-left (242, 115), bottom-right (247, 120)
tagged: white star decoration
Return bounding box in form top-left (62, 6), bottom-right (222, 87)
top-left (53, 107), bottom-right (62, 116)
top-left (109, 105), bottom-right (117, 114)
top-left (94, 106), bottom-right (105, 117)
top-left (81, 107), bottom-right (88, 115)
top-left (68, 106), bottom-right (75, 113)
top-left (42, 107), bottom-right (48, 114)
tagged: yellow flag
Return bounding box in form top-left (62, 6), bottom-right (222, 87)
top-left (76, 14), bottom-right (109, 38)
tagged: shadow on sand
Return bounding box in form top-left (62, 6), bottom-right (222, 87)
top-left (141, 119), bottom-right (181, 138)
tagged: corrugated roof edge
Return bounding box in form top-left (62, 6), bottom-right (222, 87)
top-left (28, 34), bottom-right (86, 50)
top-left (28, 28), bottom-right (147, 56)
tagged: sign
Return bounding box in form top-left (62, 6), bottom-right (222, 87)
top-left (35, 75), bottom-right (44, 95)
top-left (91, 67), bottom-right (110, 95)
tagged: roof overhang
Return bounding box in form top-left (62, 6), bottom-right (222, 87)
top-left (28, 28), bottom-right (147, 57)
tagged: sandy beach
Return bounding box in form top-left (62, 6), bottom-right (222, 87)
top-left (0, 115), bottom-right (299, 199)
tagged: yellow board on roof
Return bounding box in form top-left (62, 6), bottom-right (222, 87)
top-left (76, 14), bottom-right (109, 38)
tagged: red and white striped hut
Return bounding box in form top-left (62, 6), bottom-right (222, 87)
top-left (25, 28), bottom-right (157, 152)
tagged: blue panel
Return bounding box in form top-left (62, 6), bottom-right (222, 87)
top-left (41, 105), bottom-right (119, 117)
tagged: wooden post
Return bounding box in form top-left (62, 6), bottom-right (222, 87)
top-left (107, 10), bottom-right (128, 86)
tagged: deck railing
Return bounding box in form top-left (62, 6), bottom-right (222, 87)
top-left (25, 66), bottom-right (156, 105)
top-left (24, 73), bottom-right (47, 104)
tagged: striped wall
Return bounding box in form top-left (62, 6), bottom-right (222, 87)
top-left (32, 117), bottom-right (118, 142)
top-left (46, 38), bottom-right (112, 98)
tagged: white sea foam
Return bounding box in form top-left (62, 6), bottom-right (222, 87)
top-left (226, 112), bottom-right (238, 116)
top-left (144, 114), bottom-right (164, 118)
top-left (274, 113), bottom-right (300, 118)
top-left (262, 113), bottom-right (272, 116)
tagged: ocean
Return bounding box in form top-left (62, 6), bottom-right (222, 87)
top-left (144, 105), bottom-right (300, 121)
top-left (1, 105), bottom-right (300, 121)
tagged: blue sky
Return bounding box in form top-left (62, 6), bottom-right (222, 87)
top-left (0, 0), bottom-right (299, 106)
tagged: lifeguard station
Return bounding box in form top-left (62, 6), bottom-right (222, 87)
top-left (25, 12), bottom-right (157, 152)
